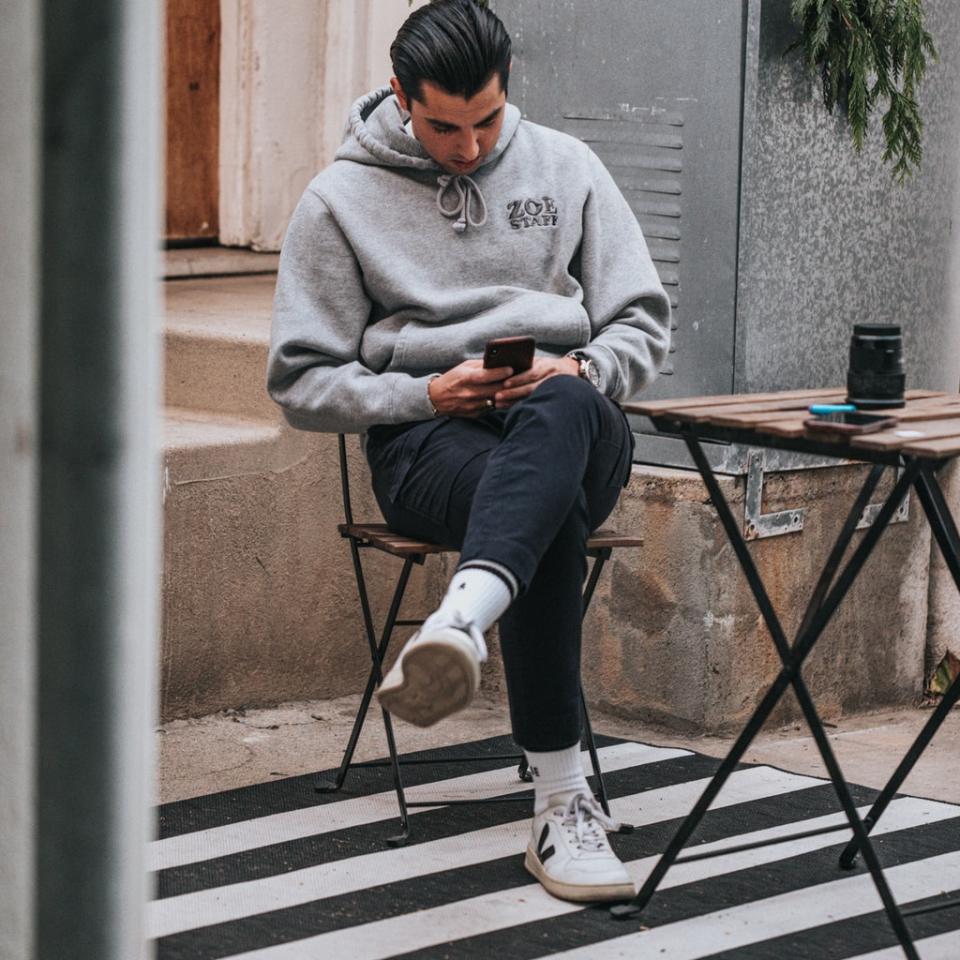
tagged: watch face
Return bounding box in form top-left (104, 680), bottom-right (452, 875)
top-left (584, 359), bottom-right (601, 388)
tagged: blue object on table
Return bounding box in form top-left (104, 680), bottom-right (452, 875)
top-left (809, 403), bottom-right (857, 414)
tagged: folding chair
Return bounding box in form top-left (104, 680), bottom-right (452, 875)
top-left (316, 433), bottom-right (643, 846)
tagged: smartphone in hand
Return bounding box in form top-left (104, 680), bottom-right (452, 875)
top-left (483, 336), bottom-right (535, 374)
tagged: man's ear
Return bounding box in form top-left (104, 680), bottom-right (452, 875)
top-left (389, 76), bottom-right (409, 113)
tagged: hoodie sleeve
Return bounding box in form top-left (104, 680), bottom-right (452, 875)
top-left (267, 187), bottom-right (436, 433)
top-left (572, 148), bottom-right (673, 401)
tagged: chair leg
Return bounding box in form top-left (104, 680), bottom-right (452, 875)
top-left (579, 548), bottom-right (628, 825)
top-left (315, 542), bottom-right (417, 846)
top-left (315, 538), bottom-right (396, 791)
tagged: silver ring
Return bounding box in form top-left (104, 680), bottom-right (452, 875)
top-left (485, 399), bottom-right (495, 409)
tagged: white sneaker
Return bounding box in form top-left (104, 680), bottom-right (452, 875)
top-left (524, 793), bottom-right (635, 902)
top-left (376, 612), bottom-right (487, 727)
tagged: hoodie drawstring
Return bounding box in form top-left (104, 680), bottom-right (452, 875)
top-left (436, 174), bottom-right (488, 234)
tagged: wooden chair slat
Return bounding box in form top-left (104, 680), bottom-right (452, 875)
top-left (587, 529), bottom-right (643, 549)
top-left (338, 523), bottom-right (450, 557)
top-left (339, 522), bottom-right (641, 556)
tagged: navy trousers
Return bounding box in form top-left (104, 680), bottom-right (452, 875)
top-left (364, 375), bottom-right (634, 751)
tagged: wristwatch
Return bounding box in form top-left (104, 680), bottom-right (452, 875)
top-left (569, 351), bottom-right (602, 390)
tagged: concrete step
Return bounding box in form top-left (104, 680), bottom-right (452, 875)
top-left (164, 275), bottom-right (276, 421)
top-left (160, 406), bottom-right (438, 721)
top-left (164, 246), bottom-right (279, 280)
top-left (160, 274), bottom-right (437, 721)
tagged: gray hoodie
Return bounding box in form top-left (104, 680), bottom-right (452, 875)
top-left (267, 86), bottom-right (671, 434)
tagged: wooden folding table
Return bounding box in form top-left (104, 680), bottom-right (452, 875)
top-left (615, 388), bottom-right (960, 959)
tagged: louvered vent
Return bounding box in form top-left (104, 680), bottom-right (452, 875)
top-left (564, 107), bottom-right (682, 375)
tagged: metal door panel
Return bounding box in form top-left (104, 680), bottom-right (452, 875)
top-left (494, 0), bottom-right (747, 408)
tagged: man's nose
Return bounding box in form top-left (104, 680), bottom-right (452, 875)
top-left (457, 131), bottom-right (480, 160)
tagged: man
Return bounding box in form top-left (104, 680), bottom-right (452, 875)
top-left (268, 0), bottom-right (671, 903)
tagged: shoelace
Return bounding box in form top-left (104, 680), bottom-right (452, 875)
top-left (436, 174), bottom-right (488, 233)
top-left (561, 793), bottom-right (622, 851)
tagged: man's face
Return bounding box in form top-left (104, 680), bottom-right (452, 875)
top-left (390, 73), bottom-right (507, 176)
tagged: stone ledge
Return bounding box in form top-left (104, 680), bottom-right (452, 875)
top-left (586, 461), bottom-right (931, 733)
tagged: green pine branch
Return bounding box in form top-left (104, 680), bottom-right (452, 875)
top-left (789, 0), bottom-right (937, 183)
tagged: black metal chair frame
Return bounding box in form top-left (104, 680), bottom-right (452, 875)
top-left (610, 419), bottom-right (960, 960)
top-left (317, 434), bottom-right (638, 847)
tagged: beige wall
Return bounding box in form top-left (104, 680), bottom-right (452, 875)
top-left (219, 0), bottom-right (427, 251)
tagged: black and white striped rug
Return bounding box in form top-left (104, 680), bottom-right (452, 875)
top-left (151, 734), bottom-right (960, 959)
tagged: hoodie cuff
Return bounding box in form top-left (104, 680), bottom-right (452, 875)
top-left (391, 373), bottom-right (441, 423)
top-left (570, 345), bottom-right (619, 398)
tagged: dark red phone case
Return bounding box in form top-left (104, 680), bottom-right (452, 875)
top-left (483, 336), bottom-right (535, 373)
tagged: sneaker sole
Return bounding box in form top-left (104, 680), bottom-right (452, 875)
top-left (377, 632), bottom-right (480, 727)
top-left (523, 847), bottom-right (636, 903)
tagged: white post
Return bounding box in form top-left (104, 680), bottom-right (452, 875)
top-left (0, 1), bottom-right (39, 958)
top-left (36, 0), bottom-right (162, 956)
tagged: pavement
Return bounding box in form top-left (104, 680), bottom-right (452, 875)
top-left (157, 694), bottom-right (960, 806)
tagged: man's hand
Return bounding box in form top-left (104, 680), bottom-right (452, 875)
top-left (428, 359), bottom-right (513, 417)
top-left (493, 356), bottom-right (580, 408)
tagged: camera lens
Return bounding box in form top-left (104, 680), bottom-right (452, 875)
top-left (846, 323), bottom-right (905, 409)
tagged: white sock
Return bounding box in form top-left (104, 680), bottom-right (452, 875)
top-left (525, 744), bottom-right (592, 814)
top-left (425, 561), bottom-right (517, 635)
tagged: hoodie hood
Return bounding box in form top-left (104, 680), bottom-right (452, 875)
top-left (335, 86), bottom-right (521, 233)
top-left (335, 85), bottom-right (522, 172)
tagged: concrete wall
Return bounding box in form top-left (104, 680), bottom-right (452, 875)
top-left (0, 2), bottom-right (38, 956)
top-left (161, 428), bottom-right (441, 719)
top-left (736, 0), bottom-right (960, 396)
top-left (926, 460), bottom-right (960, 676)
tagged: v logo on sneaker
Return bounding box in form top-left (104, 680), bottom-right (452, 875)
top-left (523, 793), bottom-right (635, 903)
top-left (537, 824), bottom-right (556, 863)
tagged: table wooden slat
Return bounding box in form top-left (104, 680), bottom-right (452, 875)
top-left (850, 418), bottom-right (960, 451)
top-left (673, 394), bottom-right (848, 423)
top-left (637, 388), bottom-right (960, 461)
top-left (900, 434), bottom-right (960, 458)
top-left (623, 387), bottom-right (845, 417)
top-left (708, 398), bottom-right (960, 434)
top-left (625, 388), bottom-right (944, 419)
top-left (766, 418), bottom-right (824, 438)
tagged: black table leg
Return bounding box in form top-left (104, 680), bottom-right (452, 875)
top-left (839, 460), bottom-right (960, 874)
top-left (614, 439), bottom-right (922, 960)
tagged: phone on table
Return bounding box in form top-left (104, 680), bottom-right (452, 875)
top-left (804, 411), bottom-right (898, 436)
top-left (483, 336), bottom-right (535, 374)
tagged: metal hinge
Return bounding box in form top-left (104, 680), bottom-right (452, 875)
top-left (743, 450), bottom-right (909, 541)
top-left (744, 451), bottom-right (804, 540)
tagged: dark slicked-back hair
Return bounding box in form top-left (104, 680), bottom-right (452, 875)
top-left (391, 0), bottom-right (511, 104)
